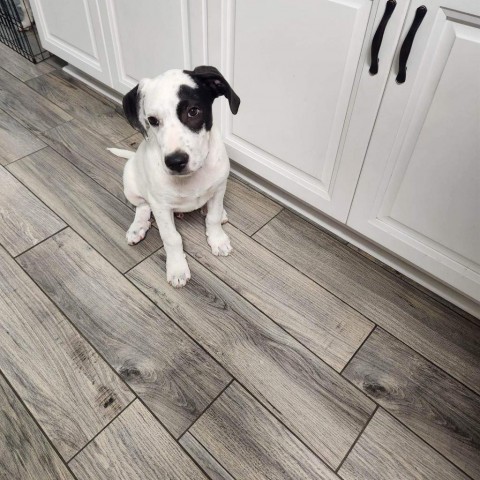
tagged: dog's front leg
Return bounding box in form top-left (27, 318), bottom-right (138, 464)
top-left (206, 181), bottom-right (232, 256)
top-left (152, 206), bottom-right (191, 287)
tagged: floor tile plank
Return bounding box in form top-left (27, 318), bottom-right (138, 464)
top-left (0, 109), bottom-right (46, 165)
top-left (224, 177), bottom-right (283, 235)
top-left (0, 43), bottom-right (56, 82)
top-left (0, 166), bottom-right (66, 256)
top-left (189, 382), bottom-right (339, 479)
top-left (174, 212), bottom-right (373, 371)
top-left (343, 328), bottom-right (480, 479)
top-left (8, 147), bottom-right (161, 272)
top-left (0, 68), bottom-right (71, 133)
top-left (18, 228), bottom-right (231, 437)
top-left (0, 245), bottom-right (134, 460)
top-left (26, 71), bottom-right (135, 143)
top-left (40, 120), bottom-right (127, 203)
top-left (180, 432), bottom-right (235, 480)
top-left (338, 409), bottom-right (469, 480)
top-left (128, 249), bottom-right (375, 469)
top-left (254, 209), bottom-right (480, 394)
top-left (0, 373), bottom-right (74, 480)
top-left (69, 400), bottom-right (207, 480)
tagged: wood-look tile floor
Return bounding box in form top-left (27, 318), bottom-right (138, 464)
top-left (0, 47), bottom-right (479, 480)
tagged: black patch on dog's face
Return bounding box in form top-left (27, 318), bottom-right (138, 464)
top-left (177, 84), bottom-right (214, 132)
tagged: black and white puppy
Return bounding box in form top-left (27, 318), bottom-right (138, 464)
top-left (108, 66), bottom-right (240, 287)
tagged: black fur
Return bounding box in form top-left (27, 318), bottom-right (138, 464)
top-left (177, 84), bottom-right (214, 132)
top-left (184, 66), bottom-right (240, 115)
top-left (122, 84), bottom-right (146, 137)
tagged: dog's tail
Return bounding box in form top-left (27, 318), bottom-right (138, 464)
top-left (106, 148), bottom-right (135, 160)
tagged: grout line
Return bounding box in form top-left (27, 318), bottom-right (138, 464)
top-left (125, 247), bottom-right (376, 473)
top-left (335, 405), bottom-right (378, 474)
top-left (350, 324), bottom-right (480, 399)
top-left (67, 397), bottom-right (137, 464)
top-left (2, 145), bottom-right (48, 167)
top-left (13, 248), bottom-right (214, 480)
top-left (340, 326), bottom-right (377, 375)
top-left (249, 225), bottom-right (480, 397)
top-left (123, 242), bottom-right (162, 275)
top-left (188, 431), bottom-right (238, 480)
top-left (13, 225), bottom-right (68, 259)
top-left (179, 241), bottom-right (371, 379)
top-left (0, 369), bottom-right (81, 480)
top-left (377, 408), bottom-right (475, 480)
top-left (177, 378), bottom-right (234, 441)
top-left (249, 206), bottom-right (284, 237)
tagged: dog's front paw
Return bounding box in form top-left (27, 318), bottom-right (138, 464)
top-left (208, 231), bottom-right (232, 256)
top-left (126, 221), bottom-right (151, 245)
top-left (166, 256), bottom-right (191, 288)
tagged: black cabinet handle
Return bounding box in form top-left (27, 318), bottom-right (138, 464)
top-left (396, 5), bottom-right (427, 84)
top-left (369, 0), bottom-right (397, 75)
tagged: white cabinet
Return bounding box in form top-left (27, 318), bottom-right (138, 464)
top-left (348, 0), bottom-right (480, 301)
top-left (29, 0), bottom-right (112, 85)
top-left (206, 0), bottom-right (374, 221)
top-left (98, 0), bottom-right (206, 93)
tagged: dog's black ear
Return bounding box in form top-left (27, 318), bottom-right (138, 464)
top-left (122, 84), bottom-right (147, 137)
top-left (187, 66), bottom-right (240, 114)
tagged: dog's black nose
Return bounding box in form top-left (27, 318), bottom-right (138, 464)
top-left (165, 151), bottom-right (189, 172)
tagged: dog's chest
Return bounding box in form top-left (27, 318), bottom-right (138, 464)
top-left (173, 188), bottom-right (214, 212)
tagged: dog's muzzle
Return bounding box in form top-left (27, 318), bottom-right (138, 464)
top-left (165, 151), bottom-right (189, 174)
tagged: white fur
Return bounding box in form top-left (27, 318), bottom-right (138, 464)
top-left (110, 69), bottom-right (232, 287)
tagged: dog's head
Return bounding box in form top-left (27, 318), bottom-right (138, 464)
top-left (122, 66), bottom-right (240, 176)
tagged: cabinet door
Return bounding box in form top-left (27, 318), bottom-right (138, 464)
top-left (207, 0), bottom-right (377, 220)
top-left (99, 0), bottom-right (205, 93)
top-left (348, 0), bottom-right (480, 301)
top-left (30, 0), bottom-right (112, 85)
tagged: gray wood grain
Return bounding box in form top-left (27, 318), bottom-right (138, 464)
top-left (189, 382), bottom-right (339, 479)
top-left (0, 373), bottom-right (74, 480)
top-left (69, 400), bottom-right (207, 480)
top-left (8, 147), bottom-right (161, 272)
top-left (115, 132), bottom-right (144, 151)
top-left (0, 109), bottom-right (46, 165)
top-left (173, 212), bottom-right (373, 371)
top-left (346, 241), bottom-right (480, 327)
top-left (224, 177), bottom-right (283, 235)
top-left (343, 328), bottom-right (480, 479)
top-left (0, 43), bottom-right (56, 82)
top-left (40, 120), bottom-right (127, 203)
top-left (0, 166), bottom-right (65, 256)
top-left (18, 228), bottom-right (231, 437)
top-left (254, 209), bottom-right (480, 394)
top-left (26, 70), bottom-right (135, 142)
top-left (0, 245), bottom-right (134, 459)
top-left (180, 432), bottom-right (235, 480)
top-left (127, 249), bottom-right (375, 469)
top-left (0, 68), bottom-right (71, 133)
top-left (338, 409), bottom-right (469, 480)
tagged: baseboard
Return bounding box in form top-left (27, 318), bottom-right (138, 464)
top-left (63, 65), bottom-right (123, 105)
top-left (62, 63), bottom-right (480, 319)
top-left (230, 161), bottom-right (480, 320)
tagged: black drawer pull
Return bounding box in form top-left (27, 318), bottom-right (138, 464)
top-left (396, 5), bottom-right (427, 84)
top-left (370, 0), bottom-right (397, 75)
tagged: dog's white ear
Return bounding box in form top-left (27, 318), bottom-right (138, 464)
top-left (187, 66), bottom-right (240, 114)
top-left (122, 79), bottom-right (149, 137)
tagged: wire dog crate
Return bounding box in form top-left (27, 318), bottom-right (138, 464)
top-left (0, 0), bottom-right (49, 63)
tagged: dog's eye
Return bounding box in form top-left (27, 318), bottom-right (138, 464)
top-left (147, 116), bottom-right (159, 127)
top-left (187, 107), bottom-right (200, 118)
